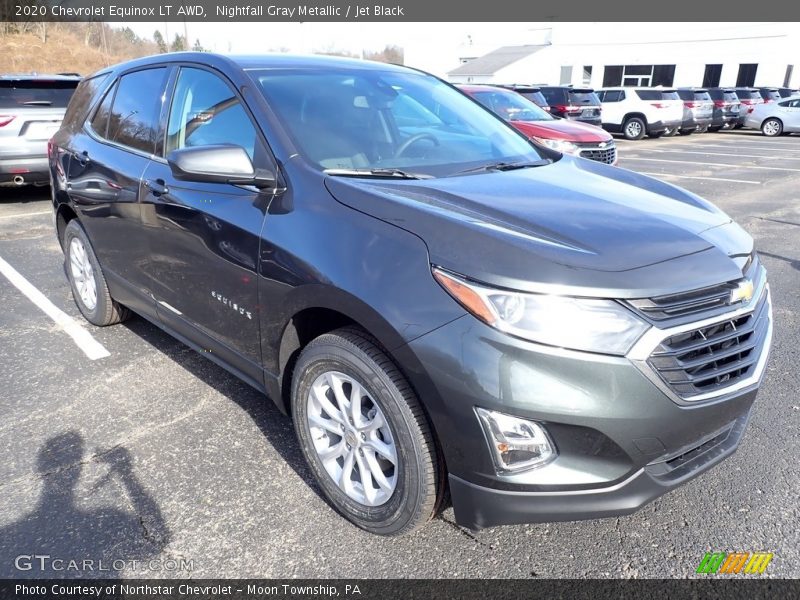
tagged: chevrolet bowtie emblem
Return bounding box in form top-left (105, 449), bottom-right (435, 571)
top-left (730, 279), bottom-right (755, 304)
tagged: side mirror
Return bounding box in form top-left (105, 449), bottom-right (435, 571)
top-left (166, 144), bottom-right (276, 189)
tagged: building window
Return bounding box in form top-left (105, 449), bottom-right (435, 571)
top-left (703, 64), bottom-right (723, 88)
top-left (603, 65), bottom-right (675, 88)
top-left (785, 65), bottom-right (794, 88)
top-left (582, 66), bottom-right (592, 85)
top-left (560, 66), bottom-right (573, 85)
top-left (736, 64), bottom-right (758, 87)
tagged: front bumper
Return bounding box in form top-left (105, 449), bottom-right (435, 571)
top-left (450, 407), bottom-right (752, 529)
top-left (404, 278), bottom-right (772, 530)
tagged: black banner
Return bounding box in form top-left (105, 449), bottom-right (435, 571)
top-left (2, 579), bottom-right (800, 600)
top-left (1, 0), bottom-right (799, 22)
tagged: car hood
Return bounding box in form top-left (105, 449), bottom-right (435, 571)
top-left (511, 119), bottom-right (611, 143)
top-left (324, 156), bottom-right (752, 298)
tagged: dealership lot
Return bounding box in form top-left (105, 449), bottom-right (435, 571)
top-left (0, 130), bottom-right (798, 578)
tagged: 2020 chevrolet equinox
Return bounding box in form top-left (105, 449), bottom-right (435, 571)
top-left (49, 54), bottom-right (773, 535)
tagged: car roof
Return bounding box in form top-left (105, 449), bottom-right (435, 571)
top-left (495, 84), bottom-right (542, 92)
top-left (87, 51), bottom-right (412, 79)
top-left (0, 73), bottom-right (82, 82)
top-left (598, 86), bottom-right (676, 91)
top-left (456, 84), bottom-right (512, 94)
top-left (677, 87), bottom-right (709, 92)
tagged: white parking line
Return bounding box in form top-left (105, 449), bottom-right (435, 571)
top-left (640, 149), bottom-right (800, 160)
top-left (686, 141), bottom-right (800, 150)
top-left (638, 172), bottom-right (761, 185)
top-left (620, 157), bottom-right (800, 172)
top-left (0, 210), bottom-right (51, 220)
top-left (0, 255), bottom-right (110, 360)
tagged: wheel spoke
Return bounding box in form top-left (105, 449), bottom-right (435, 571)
top-left (309, 413), bottom-right (342, 435)
top-left (312, 381), bottom-right (345, 424)
top-left (364, 439), bottom-right (396, 464)
top-left (355, 452), bottom-right (378, 505)
top-left (338, 448), bottom-right (356, 496)
top-left (360, 410), bottom-right (385, 433)
top-left (349, 380), bottom-right (363, 426)
top-left (327, 372), bottom-right (351, 418)
top-left (364, 449), bottom-right (393, 492)
top-left (318, 439), bottom-right (346, 462)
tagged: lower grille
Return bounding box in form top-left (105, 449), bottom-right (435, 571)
top-left (646, 288), bottom-right (770, 398)
top-left (578, 143), bottom-right (616, 165)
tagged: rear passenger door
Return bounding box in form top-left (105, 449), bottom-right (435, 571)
top-left (140, 66), bottom-right (275, 387)
top-left (66, 66), bottom-right (171, 316)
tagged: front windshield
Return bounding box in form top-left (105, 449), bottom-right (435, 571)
top-left (253, 68), bottom-right (546, 177)
top-left (470, 90), bottom-right (554, 123)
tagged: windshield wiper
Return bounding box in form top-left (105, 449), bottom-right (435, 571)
top-left (452, 159), bottom-right (551, 176)
top-left (324, 168), bottom-right (432, 180)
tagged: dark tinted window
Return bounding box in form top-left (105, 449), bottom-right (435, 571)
top-left (724, 92), bottom-right (739, 102)
top-left (760, 89), bottom-right (781, 101)
top-left (676, 90), bottom-right (693, 100)
top-left (735, 88), bottom-right (758, 100)
top-left (0, 79), bottom-right (79, 109)
top-left (567, 90), bottom-right (599, 105)
top-left (539, 88), bottom-right (566, 105)
top-left (89, 81), bottom-right (117, 138)
top-left (693, 91), bottom-right (711, 101)
top-left (518, 91), bottom-right (547, 106)
top-left (166, 67), bottom-right (257, 160)
top-left (661, 91), bottom-right (679, 100)
top-left (603, 66), bottom-right (623, 87)
top-left (636, 90), bottom-right (662, 100)
top-left (62, 74), bottom-right (108, 132)
top-left (106, 68), bottom-right (168, 154)
top-left (600, 90), bottom-right (623, 102)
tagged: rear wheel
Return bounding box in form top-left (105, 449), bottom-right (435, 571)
top-left (63, 220), bottom-right (129, 326)
top-left (707, 126), bottom-right (722, 132)
top-left (291, 327), bottom-right (440, 536)
top-left (679, 129), bottom-right (694, 136)
top-left (622, 117), bottom-right (646, 140)
top-left (663, 127), bottom-right (678, 137)
top-left (761, 118), bottom-right (783, 137)
top-left (647, 131), bottom-right (664, 139)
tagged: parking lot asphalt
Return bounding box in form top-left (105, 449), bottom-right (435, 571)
top-left (0, 129), bottom-right (798, 579)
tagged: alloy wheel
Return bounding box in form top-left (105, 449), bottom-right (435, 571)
top-left (69, 237), bottom-right (97, 311)
top-left (307, 371), bottom-right (398, 507)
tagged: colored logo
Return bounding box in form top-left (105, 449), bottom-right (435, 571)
top-left (696, 552), bottom-right (773, 574)
top-left (729, 279), bottom-right (755, 305)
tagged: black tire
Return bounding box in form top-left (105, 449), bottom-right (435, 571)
top-left (663, 127), bottom-right (678, 137)
top-left (647, 131), bottom-right (664, 139)
top-left (291, 327), bottom-right (439, 536)
top-left (622, 117), bottom-right (646, 140)
top-left (707, 126), bottom-right (722, 132)
top-left (63, 220), bottom-right (129, 326)
top-left (761, 118), bottom-right (783, 137)
top-left (678, 129), bottom-right (694, 136)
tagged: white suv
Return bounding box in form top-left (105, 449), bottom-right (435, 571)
top-left (596, 87), bottom-right (684, 140)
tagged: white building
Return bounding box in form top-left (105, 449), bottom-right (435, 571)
top-left (444, 23), bottom-right (800, 89)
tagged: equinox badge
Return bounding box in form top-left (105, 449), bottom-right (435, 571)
top-left (211, 291), bottom-right (253, 320)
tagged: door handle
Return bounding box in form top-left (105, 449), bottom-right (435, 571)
top-left (73, 150), bottom-right (89, 167)
top-left (144, 179), bottom-right (169, 196)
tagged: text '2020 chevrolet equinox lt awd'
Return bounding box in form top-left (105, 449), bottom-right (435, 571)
top-left (50, 54), bottom-right (773, 535)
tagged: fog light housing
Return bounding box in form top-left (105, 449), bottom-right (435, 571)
top-left (476, 408), bottom-right (556, 473)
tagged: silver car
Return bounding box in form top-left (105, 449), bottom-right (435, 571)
top-left (745, 95), bottom-right (800, 136)
top-left (0, 74), bottom-right (81, 187)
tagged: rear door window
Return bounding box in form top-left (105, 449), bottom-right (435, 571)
top-left (694, 91), bottom-right (712, 101)
top-left (0, 79), bottom-right (79, 109)
top-left (89, 81), bottom-right (117, 139)
top-left (105, 68), bottom-right (169, 154)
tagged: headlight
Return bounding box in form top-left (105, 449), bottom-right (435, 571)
top-left (531, 136), bottom-right (579, 155)
top-left (433, 268), bottom-right (650, 355)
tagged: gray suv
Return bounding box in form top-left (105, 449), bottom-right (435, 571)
top-left (0, 74), bottom-right (80, 186)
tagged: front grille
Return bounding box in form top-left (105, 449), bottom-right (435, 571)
top-left (647, 288), bottom-right (770, 398)
top-left (628, 255), bottom-right (757, 323)
top-left (578, 142), bottom-right (616, 165)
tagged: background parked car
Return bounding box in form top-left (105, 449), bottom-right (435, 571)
top-left (706, 88), bottom-right (741, 131)
top-left (0, 74), bottom-right (81, 187)
top-left (493, 84), bottom-right (550, 112)
top-left (538, 86), bottom-right (602, 126)
top-left (733, 87), bottom-right (764, 128)
top-left (758, 87), bottom-right (782, 104)
top-left (458, 84), bottom-right (617, 165)
top-left (596, 87), bottom-right (682, 140)
top-left (777, 87), bottom-right (800, 98)
top-left (745, 95), bottom-right (800, 136)
top-left (676, 88), bottom-right (714, 135)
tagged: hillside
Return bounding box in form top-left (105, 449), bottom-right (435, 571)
top-left (0, 24), bottom-right (162, 76)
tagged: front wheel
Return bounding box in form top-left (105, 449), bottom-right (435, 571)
top-left (291, 327), bottom-right (440, 536)
top-left (622, 117), bottom-right (646, 140)
top-left (63, 220), bottom-right (129, 326)
top-left (762, 118), bottom-right (783, 137)
top-left (663, 127), bottom-right (678, 137)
